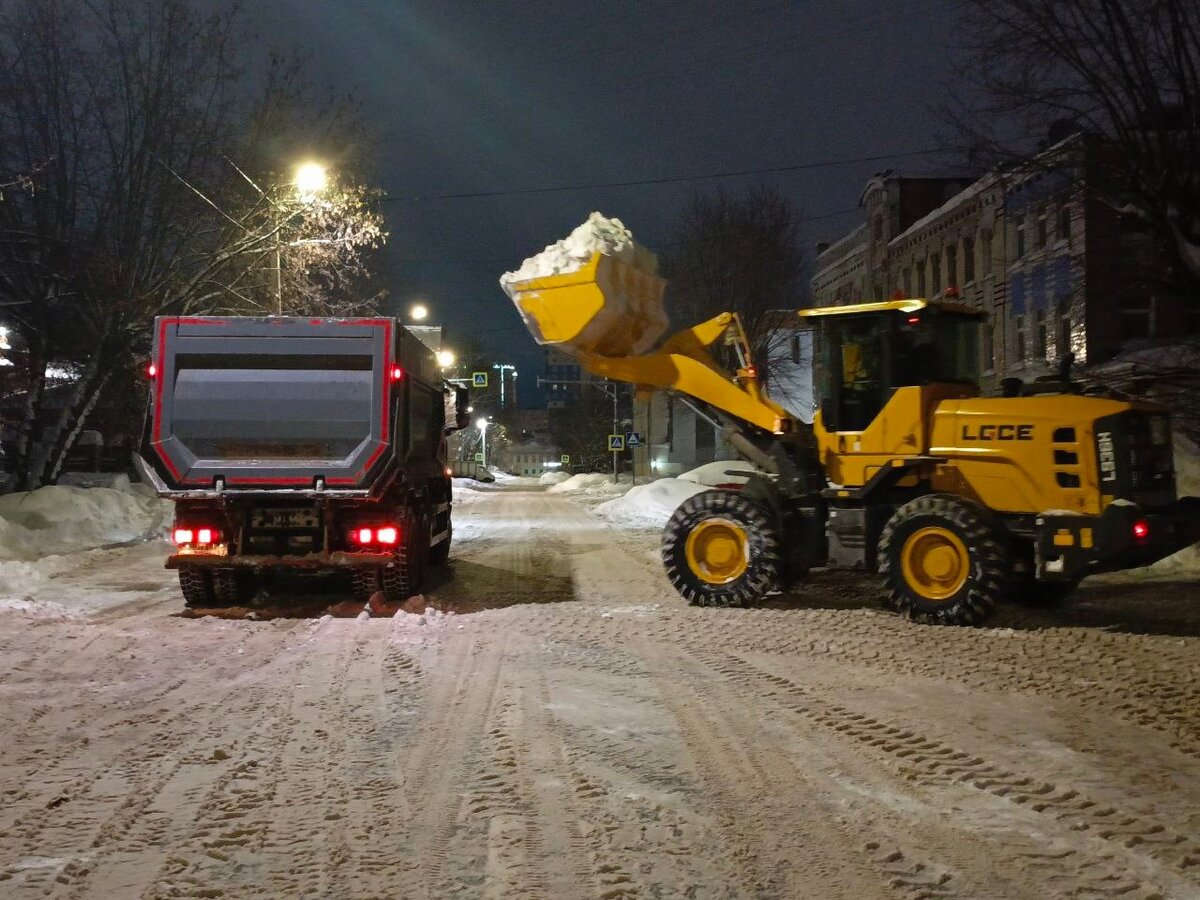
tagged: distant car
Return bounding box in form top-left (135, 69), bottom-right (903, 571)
top-left (474, 466), bottom-right (495, 483)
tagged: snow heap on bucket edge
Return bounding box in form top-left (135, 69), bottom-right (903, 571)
top-left (499, 212), bottom-right (658, 287)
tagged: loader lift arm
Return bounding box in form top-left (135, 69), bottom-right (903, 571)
top-left (578, 311), bottom-right (798, 437)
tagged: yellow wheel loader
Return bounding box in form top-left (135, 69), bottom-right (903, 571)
top-left (504, 252), bottom-right (1200, 625)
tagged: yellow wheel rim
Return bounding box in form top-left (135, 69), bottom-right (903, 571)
top-left (685, 518), bottom-right (750, 585)
top-left (900, 526), bottom-right (969, 601)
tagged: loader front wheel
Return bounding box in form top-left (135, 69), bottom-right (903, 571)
top-left (178, 566), bottom-right (217, 608)
top-left (662, 490), bottom-right (781, 608)
top-left (878, 494), bottom-right (1008, 626)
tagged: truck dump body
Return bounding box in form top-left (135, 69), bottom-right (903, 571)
top-left (142, 317), bottom-right (440, 494)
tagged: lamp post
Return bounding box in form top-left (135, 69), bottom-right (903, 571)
top-left (493, 362), bottom-right (516, 409)
top-left (436, 349), bottom-right (456, 369)
top-left (476, 417), bottom-right (490, 469)
top-left (274, 161), bottom-right (328, 315)
top-left (410, 304), bottom-right (429, 322)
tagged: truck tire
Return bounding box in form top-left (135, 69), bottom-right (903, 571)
top-left (877, 494), bottom-right (1008, 626)
top-left (429, 519), bottom-right (451, 565)
top-left (351, 568), bottom-right (380, 603)
top-left (212, 568), bottom-right (254, 605)
top-left (662, 490), bottom-right (781, 607)
top-left (178, 567), bottom-right (217, 608)
top-left (381, 509), bottom-right (424, 602)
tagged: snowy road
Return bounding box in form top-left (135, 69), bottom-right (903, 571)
top-left (2, 482), bottom-right (1200, 898)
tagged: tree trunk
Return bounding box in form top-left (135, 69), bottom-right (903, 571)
top-left (13, 337), bottom-right (48, 493)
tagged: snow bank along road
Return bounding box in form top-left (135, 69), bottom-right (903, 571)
top-left (3, 482), bottom-right (1200, 899)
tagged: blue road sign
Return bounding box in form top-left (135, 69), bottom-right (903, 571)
top-left (625, 431), bottom-right (643, 447)
top-left (608, 434), bottom-right (625, 451)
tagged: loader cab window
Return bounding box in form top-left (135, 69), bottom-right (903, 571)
top-left (816, 314), bottom-right (886, 432)
top-left (891, 312), bottom-right (981, 387)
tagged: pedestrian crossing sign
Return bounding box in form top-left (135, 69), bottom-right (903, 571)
top-left (561, 454), bottom-right (570, 464)
top-left (608, 434), bottom-right (625, 451)
top-left (472, 372), bottom-right (488, 388)
top-left (625, 431), bottom-right (643, 447)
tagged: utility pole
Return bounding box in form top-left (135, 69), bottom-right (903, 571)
top-left (493, 363), bottom-right (516, 409)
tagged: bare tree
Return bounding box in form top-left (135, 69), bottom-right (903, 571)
top-left (661, 186), bottom-right (809, 404)
top-left (0, 0), bottom-right (386, 488)
top-left (946, 0), bottom-right (1200, 296)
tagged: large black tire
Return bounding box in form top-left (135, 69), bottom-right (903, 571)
top-left (212, 568), bottom-right (255, 605)
top-left (381, 508), bottom-right (425, 602)
top-left (178, 567), bottom-right (217, 608)
top-left (351, 568), bottom-right (380, 603)
top-left (429, 523), bottom-right (451, 565)
top-left (662, 489), bottom-right (781, 608)
top-left (877, 494), bottom-right (1009, 626)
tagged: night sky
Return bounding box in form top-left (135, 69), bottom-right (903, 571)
top-left (252, 0), bottom-right (963, 404)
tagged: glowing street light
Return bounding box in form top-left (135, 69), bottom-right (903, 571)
top-left (409, 304), bottom-right (429, 322)
top-left (476, 417), bottom-right (490, 469)
top-left (294, 161), bottom-right (328, 196)
top-left (436, 349), bottom-right (456, 368)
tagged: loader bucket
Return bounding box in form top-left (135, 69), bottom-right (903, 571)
top-left (503, 251), bottom-right (668, 357)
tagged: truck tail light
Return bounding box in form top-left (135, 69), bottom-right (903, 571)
top-left (390, 365), bottom-right (405, 382)
top-left (1132, 519), bottom-right (1149, 541)
top-left (348, 524), bottom-right (400, 547)
top-left (173, 526), bottom-right (222, 547)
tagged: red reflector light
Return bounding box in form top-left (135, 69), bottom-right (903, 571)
top-left (1132, 520), bottom-right (1149, 540)
top-left (745, 366), bottom-right (757, 378)
top-left (147, 363), bottom-right (157, 378)
top-left (376, 526), bottom-right (399, 545)
top-left (196, 528), bottom-right (214, 544)
top-left (356, 527), bottom-right (373, 544)
top-left (907, 315), bottom-right (921, 325)
top-left (172, 528), bottom-right (193, 545)
top-left (390, 365), bottom-right (405, 382)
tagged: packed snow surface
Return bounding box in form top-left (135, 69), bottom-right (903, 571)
top-left (594, 478), bottom-right (708, 529)
top-left (538, 470), bottom-right (572, 486)
top-left (500, 212), bottom-right (658, 287)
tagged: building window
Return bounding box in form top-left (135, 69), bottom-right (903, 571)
top-left (1119, 298), bottom-right (1153, 340)
top-left (1016, 316), bottom-right (1026, 360)
top-left (1059, 205), bottom-right (1072, 241)
top-left (931, 253), bottom-right (941, 294)
top-left (1035, 309), bottom-right (1047, 358)
top-left (983, 324), bottom-right (995, 371)
top-left (946, 243), bottom-right (958, 289)
top-left (872, 214), bottom-right (884, 243)
top-left (1016, 215), bottom-right (1026, 258)
top-left (902, 267), bottom-right (912, 297)
top-left (981, 230), bottom-right (993, 275)
top-left (917, 264), bottom-right (926, 297)
top-left (963, 236), bottom-right (975, 283)
top-left (1036, 210), bottom-right (1048, 249)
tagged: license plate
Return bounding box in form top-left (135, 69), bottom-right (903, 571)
top-left (252, 508), bottom-right (319, 529)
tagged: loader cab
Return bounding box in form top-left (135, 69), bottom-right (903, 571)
top-left (799, 299), bottom-right (984, 433)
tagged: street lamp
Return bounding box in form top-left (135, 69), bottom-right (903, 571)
top-left (410, 304), bottom-right (429, 322)
top-left (476, 417), bottom-right (490, 469)
top-left (274, 161), bottom-right (328, 315)
top-left (436, 349), bottom-right (456, 368)
top-left (493, 362), bottom-right (516, 408)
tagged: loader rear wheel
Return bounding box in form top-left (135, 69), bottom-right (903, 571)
top-left (178, 567), bottom-right (217, 608)
top-left (662, 490), bottom-right (781, 608)
top-left (878, 494), bottom-right (1008, 626)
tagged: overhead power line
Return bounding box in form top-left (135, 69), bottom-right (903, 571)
top-left (377, 147), bottom-right (957, 203)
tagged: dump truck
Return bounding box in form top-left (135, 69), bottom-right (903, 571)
top-left (504, 250), bottom-right (1200, 624)
top-left (136, 316), bottom-right (469, 608)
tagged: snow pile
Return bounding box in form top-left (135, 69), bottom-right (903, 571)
top-left (539, 470), bottom-right (572, 486)
top-left (593, 478), bottom-right (708, 529)
top-left (500, 212), bottom-right (658, 287)
top-left (678, 460), bottom-right (758, 487)
top-left (0, 477), bottom-right (172, 562)
top-left (547, 472), bottom-right (621, 494)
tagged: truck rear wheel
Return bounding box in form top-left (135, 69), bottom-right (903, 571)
top-left (662, 490), bottom-right (781, 607)
top-left (877, 494), bottom-right (1008, 625)
top-left (212, 568), bottom-right (254, 605)
top-left (178, 567), bottom-right (217, 608)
